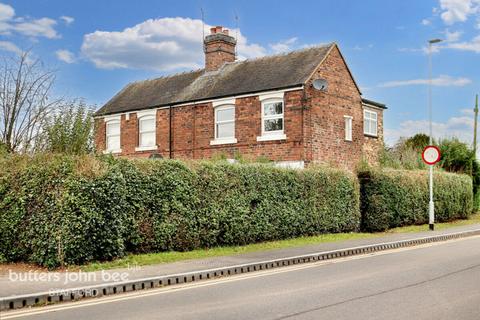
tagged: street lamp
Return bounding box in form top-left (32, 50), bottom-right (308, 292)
top-left (428, 38), bottom-right (442, 231)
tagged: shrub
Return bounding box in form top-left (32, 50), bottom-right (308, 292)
top-left (0, 154), bottom-right (129, 268)
top-left (0, 155), bottom-right (360, 267)
top-left (359, 168), bottom-right (473, 232)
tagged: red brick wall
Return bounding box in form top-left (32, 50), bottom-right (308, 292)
top-left (362, 105), bottom-right (384, 164)
top-left (304, 45), bottom-right (382, 170)
top-left (95, 90), bottom-right (305, 162)
top-left (94, 118), bottom-right (106, 152)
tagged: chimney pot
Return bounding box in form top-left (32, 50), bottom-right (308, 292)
top-left (222, 29), bottom-right (229, 35)
top-left (210, 27), bottom-right (216, 34)
top-left (215, 26), bottom-right (223, 33)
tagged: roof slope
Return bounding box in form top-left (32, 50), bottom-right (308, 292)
top-left (96, 43), bottom-right (334, 116)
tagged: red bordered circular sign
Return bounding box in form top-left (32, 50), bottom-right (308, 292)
top-left (422, 145), bottom-right (441, 165)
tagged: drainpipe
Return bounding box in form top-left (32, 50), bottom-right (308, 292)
top-left (169, 106), bottom-right (173, 159)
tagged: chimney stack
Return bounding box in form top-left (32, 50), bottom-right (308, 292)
top-left (204, 26), bottom-right (236, 72)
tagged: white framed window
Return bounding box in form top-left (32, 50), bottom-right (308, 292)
top-left (257, 93), bottom-right (286, 141)
top-left (364, 109), bottom-right (378, 136)
top-left (211, 103), bottom-right (237, 145)
top-left (136, 116), bottom-right (156, 150)
top-left (105, 120), bottom-right (121, 153)
top-left (344, 116), bottom-right (353, 141)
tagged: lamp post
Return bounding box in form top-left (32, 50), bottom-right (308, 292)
top-left (428, 38), bottom-right (442, 231)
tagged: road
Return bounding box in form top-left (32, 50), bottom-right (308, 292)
top-left (3, 236), bottom-right (480, 320)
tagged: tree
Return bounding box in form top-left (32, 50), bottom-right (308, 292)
top-left (439, 138), bottom-right (475, 174)
top-left (43, 100), bottom-right (94, 155)
top-left (438, 138), bottom-right (480, 209)
top-left (0, 51), bottom-right (59, 153)
top-left (404, 133), bottom-right (431, 151)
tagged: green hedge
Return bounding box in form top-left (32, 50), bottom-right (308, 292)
top-left (359, 168), bottom-right (473, 232)
top-left (0, 155), bottom-right (360, 268)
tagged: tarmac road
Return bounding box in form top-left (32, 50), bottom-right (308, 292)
top-left (3, 235), bottom-right (480, 320)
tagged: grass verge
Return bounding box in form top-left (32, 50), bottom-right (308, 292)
top-left (80, 213), bottom-right (480, 272)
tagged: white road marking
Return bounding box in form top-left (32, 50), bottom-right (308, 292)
top-left (2, 235), bottom-right (479, 319)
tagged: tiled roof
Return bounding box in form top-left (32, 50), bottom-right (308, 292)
top-left (96, 43), bottom-right (335, 116)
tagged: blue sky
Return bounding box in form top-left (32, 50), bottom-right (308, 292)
top-left (1, 0), bottom-right (479, 146)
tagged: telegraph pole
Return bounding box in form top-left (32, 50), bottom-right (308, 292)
top-left (474, 94), bottom-right (479, 158)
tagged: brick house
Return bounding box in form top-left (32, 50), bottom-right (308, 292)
top-left (94, 26), bottom-right (386, 170)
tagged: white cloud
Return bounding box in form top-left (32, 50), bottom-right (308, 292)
top-left (445, 29), bottom-right (463, 41)
top-left (0, 2), bottom-right (59, 38)
top-left (60, 16), bottom-right (74, 25)
top-left (55, 49), bottom-right (75, 63)
top-left (446, 34), bottom-right (480, 52)
top-left (81, 17), bottom-right (268, 72)
top-left (379, 75), bottom-right (471, 88)
top-left (422, 19), bottom-right (432, 25)
top-left (439, 0), bottom-right (480, 25)
top-left (14, 17), bottom-right (58, 39)
top-left (269, 37), bottom-right (298, 53)
top-left (0, 3), bottom-right (14, 21)
top-left (0, 40), bottom-right (21, 54)
top-left (398, 44), bottom-right (441, 54)
top-left (461, 108), bottom-right (475, 116)
top-left (385, 113), bottom-right (474, 147)
top-left (353, 44), bottom-right (374, 51)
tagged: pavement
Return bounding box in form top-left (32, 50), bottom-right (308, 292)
top-left (3, 227), bottom-right (480, 319)
top-left (1, 223), bottom-right (480, 299)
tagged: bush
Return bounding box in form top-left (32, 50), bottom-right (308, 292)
top-left (0, 155), bottom-right (360, 267)
top-left (0, 154), bottom-right (128, 268)
top-left (359, 168), bottom-right (473, 232)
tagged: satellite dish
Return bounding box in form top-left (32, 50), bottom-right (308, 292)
top-left (312, 79), bottom-right (328, 91)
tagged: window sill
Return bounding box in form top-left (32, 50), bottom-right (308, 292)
top-left (257, 133), bottom-right (287, 142)
top-left (103, 149), bottom-right (122, 154)
top-left (135, 146), bottom-right (158, 152)
top-left (364, 133), bottom-right (378, 138)
top-left (210, 138), bottom-right (238, 145)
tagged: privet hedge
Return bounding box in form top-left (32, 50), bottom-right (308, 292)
top-left (0, 155), bottom-right (360, 268)
top-left (359, 168), bottom-right (473, 232)
top-left (0, 154), bottom-right (474, 268)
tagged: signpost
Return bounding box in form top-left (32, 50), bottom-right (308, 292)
top-left (422, 145), bottom-right (441, 231)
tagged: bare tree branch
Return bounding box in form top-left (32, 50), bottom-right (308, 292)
top-left (0, 50), bottom-right (59, 153)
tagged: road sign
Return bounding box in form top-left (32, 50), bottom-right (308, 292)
top-left (422, 145), bottom-right (441, 165)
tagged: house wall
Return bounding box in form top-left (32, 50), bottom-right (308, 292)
top-left (304, 45), bottom-right (373, 170)
top-left (95, 89), bottom-right (306, 163)
top-left (362, 104), bottom-right (384, 164)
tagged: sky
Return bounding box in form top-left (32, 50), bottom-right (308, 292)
top-left (0, 0), bottom-right (479, 147)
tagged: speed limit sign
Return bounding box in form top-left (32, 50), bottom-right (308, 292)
top-left (422, 145), bottom-right (441, 165)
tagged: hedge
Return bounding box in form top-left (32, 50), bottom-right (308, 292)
top-left (359, 168), bottom-right (473, 232)
top-left (0, 155), bottom-right (360, 268)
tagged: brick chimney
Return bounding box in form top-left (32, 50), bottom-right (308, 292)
top-left (204, 26), bottom-right (236, 72)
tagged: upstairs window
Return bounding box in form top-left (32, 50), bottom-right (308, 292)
top-left (106, 120), bottom-right (121, 152)
top-left (364, 110), bottom-right (378, 136)
top-left (262, 100), bottom-right (284, 135)
top-left (344, 116), bottom-right (353, 141)
top-left (138, 116), bottom-right (156, 148)
top-left (215, 105), bottom-right (235, 139)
